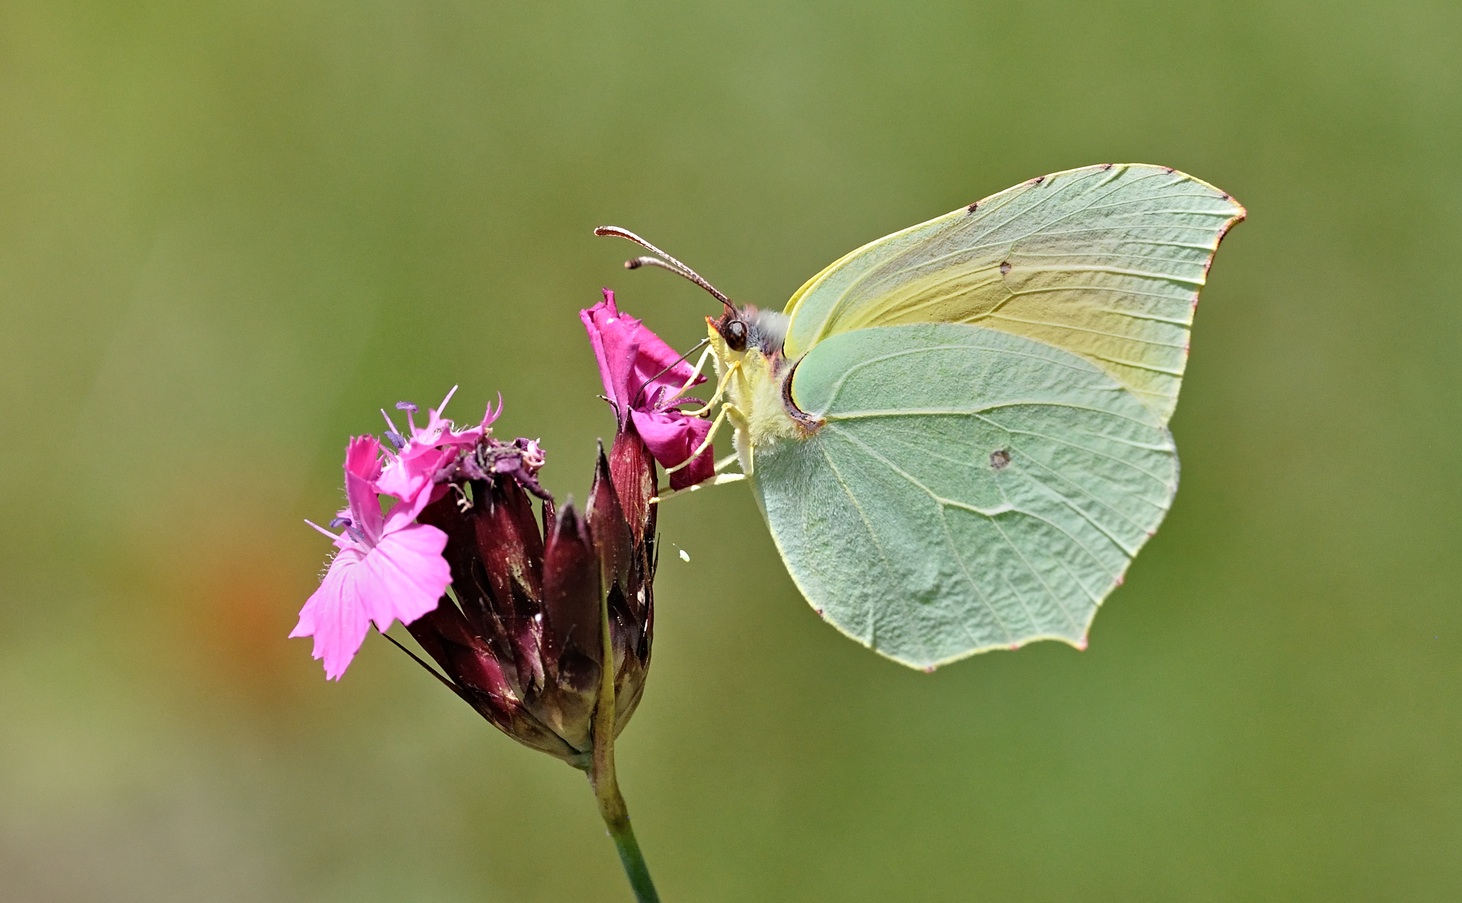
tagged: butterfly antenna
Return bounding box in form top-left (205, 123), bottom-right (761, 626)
top-left (594, 225), bottom-right (734, 311)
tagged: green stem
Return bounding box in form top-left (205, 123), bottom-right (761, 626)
top-left (589, 763), bottom-right (659, 903)
top-left (587, 560), bottom-right (660, 902)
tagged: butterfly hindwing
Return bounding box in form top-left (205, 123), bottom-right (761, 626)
top-left (781, 164), bottom-right (1244, 424)
top-left (752, 323), bottom-right (1178, 669)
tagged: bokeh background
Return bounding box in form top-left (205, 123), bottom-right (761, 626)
top-left (3, 2), bottom-right (1459, 900)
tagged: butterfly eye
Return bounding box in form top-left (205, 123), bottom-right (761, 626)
top-left (722, 318), bottom-right (748, 351)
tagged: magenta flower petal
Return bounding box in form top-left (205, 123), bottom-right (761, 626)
top-left (583, 290), bottom-right (716, 488)
top-left (375, 389), bottom-right (491, 518)
top-left (294, 424), bottom-right (457, 680)
top-left (581, 293), bottom-right (620, 408)
top-left (290, 520), bottom-right (451, 680)
top-left (375, 446), bottom-right (452, 517)
top-left (290, 547), bottom-right (373, 681)
top-left (358, 520), bottom-right (453, 632)
top-left (582, 289), bottom-right (704, 417)
top-left (630, 408), bottom-right (714, 490)
top-left (344, 436), bottom-right (385, 541)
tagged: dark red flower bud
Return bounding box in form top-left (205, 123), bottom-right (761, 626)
top-left (609, 416), bottom-right (657, 545)
top-left (407, 431), bottom-right (656, 767)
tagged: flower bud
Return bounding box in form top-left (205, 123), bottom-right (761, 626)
top-left (406, 423), bottom-right (657, 766)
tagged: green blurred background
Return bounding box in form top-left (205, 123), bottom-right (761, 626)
top-left (3, 2), bottom-right (1459, 900)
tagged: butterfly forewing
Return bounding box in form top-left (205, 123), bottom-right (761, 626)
top-left (781, 164), bottom-right (1244, 424)
top-left (754, 323), bottom-right (1177, 669)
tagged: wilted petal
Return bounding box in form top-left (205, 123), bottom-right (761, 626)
top-left (374, 390), bottom-right (492, 516)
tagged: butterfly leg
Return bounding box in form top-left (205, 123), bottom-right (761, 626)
top-left (656, 400), bottom-right (753, 501)
top-left (714, 396), bottom-right (761, 477)
top-left (679, 358), bottom-right (739, 418)
top-left (650, 470), bottom-right (746, 503)
top-left (663, 403), bottom-right (733, 479)
top-left (667, 343), bottom-right (716, 402)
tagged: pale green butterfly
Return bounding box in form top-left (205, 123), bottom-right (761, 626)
top-left (600, 164), bottom-right (1244, 670)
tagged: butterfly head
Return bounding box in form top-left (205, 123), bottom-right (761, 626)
top-left (712, 304), bottom-right (789, 359)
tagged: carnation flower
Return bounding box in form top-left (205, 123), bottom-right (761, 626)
top-left (289, 433), bottom-right (453, 681)
top-left (291, 388), bottom-right (657, 761)
top-left (290, 389), bottom-right (504, 680)
top-left (293, 364), bottom-right (667, 899)
top-left (581, 289), bottom-right (714, 490)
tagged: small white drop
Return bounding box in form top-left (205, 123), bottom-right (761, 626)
top-left (678, 549), bottom-right (691, 563)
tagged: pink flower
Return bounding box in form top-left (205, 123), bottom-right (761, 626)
top-left (581, 289), bottom-right (713, 489)
top-left (291, 434), bottom-right (453, 680)
top-left (375, 387), bottom-right (499, 518)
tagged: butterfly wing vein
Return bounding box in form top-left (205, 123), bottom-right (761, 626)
top-left (754, 323), bottom-right (1179, 668)
top-left (783, 163), bottom-right (1244, 424)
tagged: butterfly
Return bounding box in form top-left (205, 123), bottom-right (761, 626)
top-left (598, 164), bottom-right (1244, 670)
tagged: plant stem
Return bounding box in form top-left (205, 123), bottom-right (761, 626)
top-left (589, 762), bottom-right (659, 903)
top-left (588, 564), bottom-right (660, 902)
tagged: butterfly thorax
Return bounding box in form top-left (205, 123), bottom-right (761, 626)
top-left (708, 305), bottom-right (809, 474)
